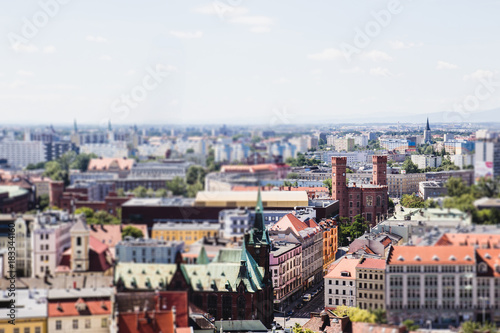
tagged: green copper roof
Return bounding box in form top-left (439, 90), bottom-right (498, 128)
top-left (197, 246), bottom-right (210, 265)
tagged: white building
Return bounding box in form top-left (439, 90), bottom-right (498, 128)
top-left (324, 257), bottom-right (358, 308)
top-left (80, 142), bottom-right (128, 158)
top-left (31, 212), bottom-right (74, 277)
top-left (0, 140), bottom-right (45, 167)
top-left (450, 154), bottom-right (475, 169)
top-left (410, 155), bottom-right (442, 169)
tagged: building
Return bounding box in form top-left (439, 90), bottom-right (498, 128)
top-left (318, 219), bottom-right (338, 273)
top-left (31, 212), bottom-right (75, 277)
top-left (47, 288), bottom-right (114, 333)
top-left (386, 245), bottom-right (477, 326)
top-left (88, 223), bottom-right (148, 256)
top-left (87, 157), bottom-right (135, 178)
top-left (355, 257), bottom-right (386, 311)
top-left (270, 240), bottom-right (302, 311)
top-left (425, 169), bottom-right (474, 186)
top-left (0, 140), bottom-right (45, 168)
top-left (475, 129), bottom-right (500, 181)
top-left (44, 141), bottom-right (79, 161)
top-left (0, 185), bottom-right (30, 214)
top-left (324, 257), bottom-right (358, 309)
top-left (410, 155), bottom-right (442, 169)
top-left (444, 139), bottom-right (475, 155)
top-left (450, 154), bottom-right (475, 169)
top-left (423, 118), bottom-right (432, 144)
top-left (379, 138), bottom-right (416, 154)
top-left (115, 238), bottom-right (184, 263)
top-left (349, 232), bottom-right (402, 258)
top-left (0, 289), bottom-right (47, 333)
top-left (387, 172), bottom-right (427, 198)
top-left (333, 138), bottom-right (355, 152)
top-left (269, 213), bottom-right (323, 289)
top-left (419, 181), bottom-right (447, 200)
top-left (332, 156), bottom-right (389, 225)
top-left (152, 221), bottom-right (220, 248)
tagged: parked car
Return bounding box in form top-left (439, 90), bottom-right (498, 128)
top-left (286, 310), bottom-right (294, 317)
top-left (302, 294), bottom-right (312, 302)
top-left (296, 302), bottom-right (304, 309)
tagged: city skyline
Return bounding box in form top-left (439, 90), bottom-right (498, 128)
top-left (2, 0), bottom-right (500, 125)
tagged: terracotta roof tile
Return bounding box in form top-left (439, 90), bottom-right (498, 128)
top-left (325, 257), bottom-right (359, 279)
top-left (88, 158), bottom-right (135, 171)
top-left (356, 258), bottom-right (386, 270)
top-left (48, 299), bottom-right (111, 317)
top-left (388, 245), bottom-right (475, 265)
top-left (269, 213), bottom-right (308, 234)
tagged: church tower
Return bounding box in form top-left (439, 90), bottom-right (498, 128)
top-left (70, 216), bottom-right (90, 272)
top-left (423, 117), bottom-right (432, 144)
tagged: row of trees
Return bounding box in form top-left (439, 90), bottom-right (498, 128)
top-left (401, 156), bottom-right (460, 174)
top-left (74, 207), bottom-right (120, 225)
top-left (286, 153), bottom-right (322, 167)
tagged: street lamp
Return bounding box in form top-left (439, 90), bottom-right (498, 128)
top-left (274, 310), bottom-right (287, 330)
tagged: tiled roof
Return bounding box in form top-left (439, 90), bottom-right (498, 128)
top-left (436, 233), bottom-right (500, 248)
top-left (325, 257), bottom-right (359, 280)
top-left (118, 311), bottom-right (174, 333)
top-left (90, 224), bottom-right (148, 248)
top-left (88, 157), bottom-right (135, 171)
top-left (48, 299), bottom-right (111, 317)
top-left (476, 249), bottom-right (500, 277)
top-left (269, 213), bottom-right (308, 234)
top-left (388, 245), bottom-right (475, 265)
top-left (356, 258), bottom-right (386, 270)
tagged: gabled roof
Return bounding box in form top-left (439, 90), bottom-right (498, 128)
top-left (436, 233), bottom-right (500, 248)
top-left (48, 299), bottom-right (111, 317)
top-left (476, 249), bottom-right (500, 277)
top-left (90, 224), bottom-right (148, 249)
top-left (356, 258), bottom-right (386, 270)
top-left (71, 216), bottom-right (89, 232)
top-left (270, 213), bottom-right (308, 235)
top-left (325, 257), bottom-right (359, 280)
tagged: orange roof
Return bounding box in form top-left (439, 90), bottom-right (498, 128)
top-left (356, 258), bottom-right (386, 270)
top-left (90, 224), bottom-right (148, 248)
top-left (388, 245), bottom-right (475, 266)
top-left (381, 237), bottom-right (392, 247)
top-left (118, 311), bottom-right (174, 333)
top-left (289, 187), bottom-right (329, 192)
top-left (269, 213), bottom-right (308, 234)
top-left (88, 158), bottom-right (135, 171)
top-left (436, 233), bottom-right (500, 248)
top-left (476, 249), bottom-right (500, 277)
top-left (48, 299), bottom-right (112, 317)
top-left (221, 163), bottom-right (288, 173)
top-left (325, 257), bottom-right (359, 279)
top-left (304, 218), bottom-right (318, 228)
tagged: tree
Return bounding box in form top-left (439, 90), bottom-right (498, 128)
top-left (43, 161), bottom-right (65, 182)
top-left (116, 188), bottom-right (125, 197)
top-left (402, 158), bottom-right (419, 174)
top-left (92, 210), bottom-right (119, 224)
top-left (475, 176), bottom-right (500, 198)
top-left (338, 215), bottom-right (369, 246)
top-left (187, 182), bottom-right (204, 198)
top-left (400, 194), bottom-right (425, 208)
top-left (323, 178), bottom-right (332, 196)
top-left (166, 177), bottom-right (188, 196)
top-left (402, 319), bottom-right (419, 331)
top-left (445, 177), bottom-right (469, 197)
top-left (370, 309), bottom-right (387, 324)
top-left (388, 198), bottom-right (395, 212)
top-left (287, 172), bottom-right (299, 179)
top-left (70, 153), bottom-right (98, 172)
top-left (461, 321), bottom-right (497, 333)
top-left (332, 306), bottom-right (375, 323)
top-left (75, 207), bottom-right (94, 219)
top-left (122, 225), bottom-right (144, 239)
top-left (425, 198), bottom-right (439, 208)
top-left (186, 165), bottom-right (207, 185)
top-left (26, 161), bottom-right (46, 170)
top-left (155, 188), bottom-right (168, 198)
top-left (38, 194), bottom-right (50, 211)
top-left (132, 186), bottom-right (148, 198)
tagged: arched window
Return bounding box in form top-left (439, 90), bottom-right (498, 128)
top-left (376, 196), bottom-right (381, 207)
top-left (208, 294), bottom-right (218, 319)
top-left (237, 296), bottom-right (246, 319)
top-left (222, 295), bottom-right (233, 319)
top-left (366, 196), bottom-right (373, 206)
top-left (478, 262), bottom-right (488, 273)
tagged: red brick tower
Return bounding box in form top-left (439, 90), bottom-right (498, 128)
top-left (372, 155), bottom-right (387, 186)
top-left (331, 157), bottom-right (348, 218)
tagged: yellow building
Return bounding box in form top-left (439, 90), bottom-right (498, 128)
top-left (356, 257), bottom-right (386, 311)
top-left (152, 221), bottom-right (220, 248)
top-left (0, 289), bottom-right (47, 333)
top-left (194, 191), bottom-right (308, 208)
top-left (319, 219), bottom-right (338, 273)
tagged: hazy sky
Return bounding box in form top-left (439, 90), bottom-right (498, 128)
top-left (1, 0), bottom-right (500, 126)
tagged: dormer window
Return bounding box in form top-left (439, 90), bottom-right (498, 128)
top-left (397, 255), bottom-right (404, 261)
top-left (478, 262), bottom-right (488, 273)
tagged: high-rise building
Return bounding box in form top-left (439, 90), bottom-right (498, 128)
top-left (474, 129), bottom-right (500, 181)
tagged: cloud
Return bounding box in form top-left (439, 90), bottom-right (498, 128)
top-left (12, 43), bottom-right (38, 53)
top-left (361, 50), bottom-right (393, 62)
top-left (194, 4), bottom-right (248, 17)
top-left (463, 69), bottom-right (496, 81)
top-left (436, 61), bottom-right (458, 70)
top-left (156, 64), bottom-right (178, 72)
top-left (86, 35), bottom-right (107, 43)
top-left (125, 70), bottom-right (136, 76)
top-left (43, 45), bottom-right (56, 54)
top-left (229, 15), bottom-right (273, 33)
top-left (169, 30), bottom-right (203, 39)
top-left (17, 70), bottom-right (34, 77)
top-left (273, 77), bottom-right (290, 84)
top-left (369, 67), bottom-right (392, 77)
top-left (100, 55), bottom-right (112, 61)
top-left (310, 69), bottom-right (322, 75)
top-left (308, 48), bottom-right (343, 61)
top-left (340, 67), bottom-right (364, 74)
top-left (389, 40), bottom-right (423, 49)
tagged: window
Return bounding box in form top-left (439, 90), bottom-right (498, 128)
top-left (35, 328), bottom-right (41, 333)
top-left (76, 237), bottom-right (81, 246)
top-left (85, 319), bottom-right (91, 328)
top-left (13, 329), bottom-right (19, 333)
top-left (101, 318), bottom-right (108, 328)
top-left (73, 319), bottom-right (78, 329)
top-left (366, 196), bottom-right (373, 206)
top-left (24, 328), bottom-right (30, 333)
top-left (56, 320), bottom-right (62, 330)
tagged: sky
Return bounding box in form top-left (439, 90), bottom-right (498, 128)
top-left (1, 0), bottom-right (500, 126)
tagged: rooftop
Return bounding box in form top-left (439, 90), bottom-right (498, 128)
top-left (0, 185), bottom-right (29, 198)
top-left (325, 257), bottom-right (359, 280)
top-left (388, 245), bottom-right (475, 265)
top-left (0, 289), bottom-right (47, 319)
top-left (122, 197), bottom-right (195, 207)
top-left (194, 190), bottom-right (308, 207)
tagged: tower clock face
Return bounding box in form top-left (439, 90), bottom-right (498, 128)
top-left (343, 173), bottom-right (345, 176)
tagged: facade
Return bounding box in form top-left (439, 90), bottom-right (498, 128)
top-left (152, 221), bottom-right (220, 247)
top-left (115, 238), bottom-right (184, 263)
top-left (379, 139), bottom-right (416, 153)
top-left (318, 219), bottom-right (338, 273)
top-left (324, 257), bottom-right (358, 309)
top-left (444, 139), bottom-right (475, 155)
top-left (87, 157), bottom-right (135, 178)
top-left (386, 245), bottom-right (479, 326)
top-left (450, 154), bottom-right (475, 169)
top-left (270, 241), bottom-right (302, 311)
top-left (31, 212), bottom-right (74, 277)
top-left (410, 155), bottom-right (442, 169)
top-left (387, 173), bottom-right (427, 198)
top-left (419, 181), bottom-right (447, 200)
top-left (333, 138), bottom-right (355, 152)
top-left (356, 257), bottom-right (386, 311)
top-left (44, 141), bottom-right (78, 161)
top-left (475, 129), bottom-right (500, 181)
top-left (0, 140), bottom-right (45, 167)
top-left (332, 156), bottom-right (389, 225)
top-left (269, 214), bottom-right (323, 289)
top-left (47, 288), bottom-right (114, 333)
top-left (425, 169), bottom-right (474, 186)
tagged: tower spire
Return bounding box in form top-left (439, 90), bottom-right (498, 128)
top-left (253, 188), bottom-right (265, 235)
top-left (426, 117), bottom-right (430, 131)
top-left (73, 119), bottom-right (78, 133)
top-left (197, 246), bottom-right (209, 265)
